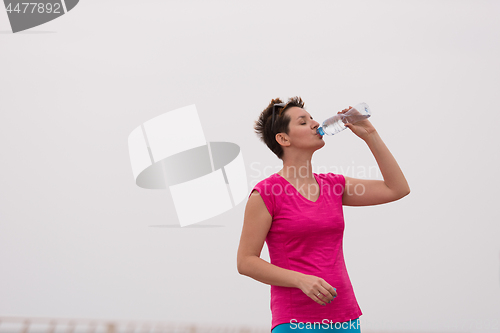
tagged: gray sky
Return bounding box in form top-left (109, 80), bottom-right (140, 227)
top-left (1, 1), bottom-right (499, 332)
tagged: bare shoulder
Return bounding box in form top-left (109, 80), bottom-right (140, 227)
top-left (238, 190), bottom-right (273, 258)
top-left (245, 190), bottom-right (272, 222)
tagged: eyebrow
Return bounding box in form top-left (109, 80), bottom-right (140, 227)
top-left (297, 115), bottom-right (313, 120)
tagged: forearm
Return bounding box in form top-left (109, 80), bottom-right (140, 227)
top-left (238, 255), bottom-right (304, 288)
top-left (364, 130), bottom-right (410, 195)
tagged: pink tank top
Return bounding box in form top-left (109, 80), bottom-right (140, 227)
top-left (251, 173), bottom-right (362, 330)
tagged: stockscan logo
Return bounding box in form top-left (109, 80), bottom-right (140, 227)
top-left (3, 0), bottom-right (79, 33)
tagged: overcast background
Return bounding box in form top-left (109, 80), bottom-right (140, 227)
top-left (1, 1), bottom-right (499, 332)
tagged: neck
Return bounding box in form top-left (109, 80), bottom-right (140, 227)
top-left (279, 154), bottom-right (314, 180)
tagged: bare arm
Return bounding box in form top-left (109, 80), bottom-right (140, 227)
top-left (237, 191), bottom-right (337, 305)
top-left (338, 106), bottom-right (410, 206)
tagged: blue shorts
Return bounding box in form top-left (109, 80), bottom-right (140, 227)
top-left (271, 318), bottom-right (360, 332)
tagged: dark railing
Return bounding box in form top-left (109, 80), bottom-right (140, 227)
top-left (0, 316), bottom-right (267, 333)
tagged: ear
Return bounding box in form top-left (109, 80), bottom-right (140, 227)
top-left (275, 133), bottom-right (291, 147)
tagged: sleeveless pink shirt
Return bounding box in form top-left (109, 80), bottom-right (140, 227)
top-left (251, 173), bottom-right (362, 330)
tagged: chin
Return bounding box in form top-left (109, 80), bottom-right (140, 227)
top-left (315, 140), bottom-right (326, 150)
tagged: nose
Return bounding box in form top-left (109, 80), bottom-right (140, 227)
top-left (312, 120), bottom-right (320, 129)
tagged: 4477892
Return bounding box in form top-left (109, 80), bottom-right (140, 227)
top-left (5, 2), bottom-right (62, 14)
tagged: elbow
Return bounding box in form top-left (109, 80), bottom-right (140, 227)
top-left (237, 255), bottom-right (256, 277)
top-left (237, 257), bottom-right (247, 276)
top-left (399, 186), bottom-right (410, 199)
top-left (237, 262), bottom-right (244, 275)
top-left (404, 184), bottom-right (411, 196)
top-left (237, 264), bottom-right (250, 277)
top-left (390, 186), bottom-right (410, 202)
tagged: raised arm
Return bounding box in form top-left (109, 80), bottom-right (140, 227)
top-left (339, 107), bottom-right (410, 206)
top-left (237, 191), bottom-right (337, 305)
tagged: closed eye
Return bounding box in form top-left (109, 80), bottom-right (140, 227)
top-left (298, 116), bottom-right (313, 125)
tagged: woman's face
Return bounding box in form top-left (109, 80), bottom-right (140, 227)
top-left (279, 106), bottom-right (325, 152)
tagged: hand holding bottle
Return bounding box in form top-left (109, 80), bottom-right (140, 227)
top-left (340, 106), bottom-right (377, 141)
top-left (317, 102), bottom-right (375, 140)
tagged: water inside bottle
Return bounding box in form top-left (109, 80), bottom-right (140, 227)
top-left (318, 104), bottom-right (371, 136)
top-left (320, 115), bottom-right (347, 136)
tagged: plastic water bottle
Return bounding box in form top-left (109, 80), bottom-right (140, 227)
top-left (317, 103), bottom-right (371, 136)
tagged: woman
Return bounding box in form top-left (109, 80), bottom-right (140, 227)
top-left (237, 97), bottom-right (410, 332)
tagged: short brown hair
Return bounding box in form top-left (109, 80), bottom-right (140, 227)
top-left (254, 96), bottom-right (305, 159)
